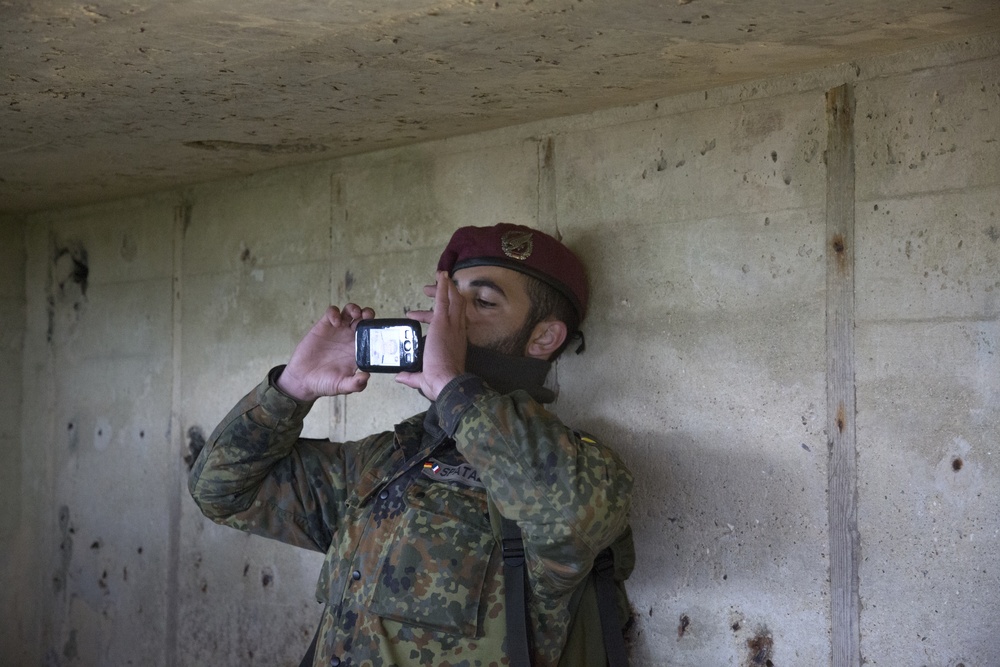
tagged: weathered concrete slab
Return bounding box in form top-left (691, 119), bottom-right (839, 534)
top-left (855, 54), bottom-right (1000, 201)
top-left (854, 46), bottom-right (1000, 667)
top-left (15, 201), bottom-right (178, 665)
top-left (856, 319), bottom-right (1000, 666)
top-left (0, 216), bottom-right (26, 662)
top-left (3, 1), bottom-right (999, 213)
top-left (553, 91), bottom-right (830, 666)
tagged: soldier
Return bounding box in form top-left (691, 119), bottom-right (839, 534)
top-left (189, 223), bottom-right (634, 666)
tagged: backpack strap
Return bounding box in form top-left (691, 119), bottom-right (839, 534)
top-left (593, 549), bottom-right (629, 667)
top-left (499, 512), bottom-right (630, 667)
top-left (501, 515), bottom-right (533, 666)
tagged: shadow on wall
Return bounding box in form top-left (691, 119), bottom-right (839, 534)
top-left (581, 416), bottom-right (825, 667)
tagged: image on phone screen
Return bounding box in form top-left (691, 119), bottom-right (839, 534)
top-left (356, 319), bottom-right (422, 372)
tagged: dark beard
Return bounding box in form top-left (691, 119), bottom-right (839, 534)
top-left (482, 318), bottom-right (537, 357)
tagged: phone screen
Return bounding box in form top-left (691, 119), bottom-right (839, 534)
top-left (356, 319), bottom-right (422, 372)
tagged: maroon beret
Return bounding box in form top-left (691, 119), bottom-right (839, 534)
top-left (437, 223), bottom-right (588, 320)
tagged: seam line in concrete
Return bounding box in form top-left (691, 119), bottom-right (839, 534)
top-left (165, 202), bottom-right (189, 667)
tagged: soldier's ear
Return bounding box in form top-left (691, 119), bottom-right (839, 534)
top-left (525, 319), bottom-right (567, 360)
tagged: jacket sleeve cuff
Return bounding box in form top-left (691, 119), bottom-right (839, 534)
top-left (261, 365), bottom-right (316, 423)
top-left (435, 373), bottom-right (493, 436)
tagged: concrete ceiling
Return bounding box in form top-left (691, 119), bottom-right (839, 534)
top-left (3, 0), bottom-right (999, 215)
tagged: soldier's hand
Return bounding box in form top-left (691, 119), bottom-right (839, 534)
top-left (396, 271), bottom-right (467, 401)
top-left (276, 304), bottom-right (375, 402)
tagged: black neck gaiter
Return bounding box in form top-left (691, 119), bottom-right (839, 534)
top-left (464, 344), bottom-right (555, 403)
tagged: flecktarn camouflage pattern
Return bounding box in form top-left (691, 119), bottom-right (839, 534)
top-left (189, 368), bottom-right (633, 667)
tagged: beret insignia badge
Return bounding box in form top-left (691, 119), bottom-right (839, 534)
top-left (501, 230), bottom-right (533, 260)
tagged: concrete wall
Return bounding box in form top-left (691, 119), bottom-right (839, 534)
top-left (0, 215), bottom-right (28, 661)
top-left (5, 33), bottom-right (998, 667)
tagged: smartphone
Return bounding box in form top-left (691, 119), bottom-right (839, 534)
top-left (355, 319), bottom-right (422, 373)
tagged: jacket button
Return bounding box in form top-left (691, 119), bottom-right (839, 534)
top-left (352, 570), bottom-right (362, 581)
top-left (331, 658), bottom-right (341, 666)
top-left (379, 490), bottom-right (389, 500)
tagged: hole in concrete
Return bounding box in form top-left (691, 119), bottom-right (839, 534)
top-left (746, 631), bottom-right (773, 666)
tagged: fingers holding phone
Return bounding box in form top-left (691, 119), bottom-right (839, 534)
top-left (277, 304), bottom-right (375, 402)
top-left (396, 272), bottom-right (468, 400)
top-left (281, 272), bottom-right (467, 402)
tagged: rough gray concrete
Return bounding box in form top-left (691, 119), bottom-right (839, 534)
top-left (553, 86), bottom-right (831, 665)
top-left (853, 56), bottom-right (1000, 666)
top-left (0, 215), bottom-right (27, 662)
top-left (3, 1), bottom-right (1000, 214)
top-left (3, 32), bottom-right (999, 667)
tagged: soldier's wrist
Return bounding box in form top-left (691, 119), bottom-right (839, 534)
top-left (435, 373), bottom-right (490, 435)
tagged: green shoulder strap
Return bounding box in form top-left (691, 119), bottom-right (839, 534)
top-left (500, 515), bottom-right (533, 667)
top-left (490, 498), bottom-right (633, 667)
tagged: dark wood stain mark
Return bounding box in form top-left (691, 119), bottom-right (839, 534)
top-left (831, 233), bottom-right (848, 273)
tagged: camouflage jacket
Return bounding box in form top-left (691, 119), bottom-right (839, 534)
top-left (189, 367), bottom-right (633, 667)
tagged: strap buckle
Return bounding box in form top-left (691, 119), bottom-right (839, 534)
top-left (502, 537), bottom-right (525, 566)
top-left (594, 548), bottom-right (615, 576)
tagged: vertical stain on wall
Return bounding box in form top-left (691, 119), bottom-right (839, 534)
top-left (47, 238), bottom-right (90, 343)
top-left (67, 420), bottom-right (78, 452)
top-left (120, 233), bottom-right (138, 262)
top-left (835, 403), bottom-right (846, 433)
top-left (240, 245), bottom-right (255, 265)
top-left (542, 136), bottom-right (555, 169)
top-left (54, 243), bottom-right (89, 296)
top-left (677, 613), bottom-right (691, 638)
top-left (54, 505), bottom-right (73, 594)
top-left (62, 629), bottom-right (78, 660)
top-left (831, 234), bottom-right (847, 274)
top-left (180, 201), bottom-right (194, 236)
